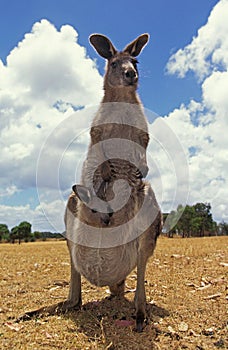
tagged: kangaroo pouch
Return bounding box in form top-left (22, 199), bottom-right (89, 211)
top-left (72, 241), bottom-right (138, 287)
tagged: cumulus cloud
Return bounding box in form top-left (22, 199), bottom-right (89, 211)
top-left (166, 0), bottom-right (228, 222)
top-left (0, 19), bottom-right (103, 230)
top-left (0, 204), bottom-right (34, 229)
top-left (166, 0), bottom-right (228, 80)
top-left (3, 20), bottom-right (102, 105)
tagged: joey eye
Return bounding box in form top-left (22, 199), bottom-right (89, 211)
top-left (111, 61), bottom-right (117, 68)
top-left (91, 209), bottom-right (97, 213)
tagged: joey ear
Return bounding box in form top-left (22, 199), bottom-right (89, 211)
top-left (89, 34), bottom-right (117, 59)
top-left (72, 185), bottom-right (91, 204)
top-left (123, 33), bottom-right (149, 57)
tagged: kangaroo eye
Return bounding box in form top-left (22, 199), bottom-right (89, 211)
top-left (132, 58), bottom-right (138, 64)
top-left (91, 209), bottom-right (97, 213)
top-left (111, 61), bottom-right (117, 68)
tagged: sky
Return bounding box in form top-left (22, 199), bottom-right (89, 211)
top-left (0, 0), bottom-right (227, 232)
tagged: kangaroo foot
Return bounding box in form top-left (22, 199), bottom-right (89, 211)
top-left (136, 310), bottom-right (147, 333)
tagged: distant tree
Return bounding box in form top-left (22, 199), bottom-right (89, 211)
top-left (193, 203), bottom-right (213, 236)
top-left (0, 224), bottom-right (10, 242)
top-left (163, 205), bottom-right (186, 237)
top-left (18, 221), bottom-right (32, 242)
top-left (164, 202), bottom-right (216, 238)
top-left (210, 220), bottom-right (218, 236)
top-left (10, 226), bottom-right (20, 244)
top-left (218, 221), bottom-right (228, 236)
top-left (33, 231), bottom-right (42, 240)
top-left (10, 221), bottom-right (32, 243)
top-left (178, 205), bottom-right (195, 237)
top-left (163, 211), bottom-right (176, 237)
top-left (190, 216), bottom-right (203, 237)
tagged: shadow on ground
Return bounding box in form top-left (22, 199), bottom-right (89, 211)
top-left (65, 296), bottom-right (169, 348)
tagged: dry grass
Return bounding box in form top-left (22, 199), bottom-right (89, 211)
top-left (0, 237), bottom-right (227, 349)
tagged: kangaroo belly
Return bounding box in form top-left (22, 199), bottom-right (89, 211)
top-left (72, 241), bottom-right (138, 286)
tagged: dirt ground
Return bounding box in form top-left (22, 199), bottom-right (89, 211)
top-left (0, 236), bottom-right (227, 349)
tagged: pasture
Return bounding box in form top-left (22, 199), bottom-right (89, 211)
top-left (0, 236), bottom-right (227, 349)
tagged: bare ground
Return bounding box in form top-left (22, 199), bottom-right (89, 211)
top-left (0, 236), bottom-right (227, 349)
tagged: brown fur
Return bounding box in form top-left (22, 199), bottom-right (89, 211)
top-left (16, 35), bottom-right (161, 333)
top-left (63, 35), bottom-right (161, 332)
top-left (86, 34), bottom-right (150, 185)
top-left (65, 180), bottom-right (162, 332)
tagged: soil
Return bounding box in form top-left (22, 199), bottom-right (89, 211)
top-left (0, 236), bottom-right (227, 349)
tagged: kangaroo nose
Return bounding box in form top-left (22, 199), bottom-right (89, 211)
top-left (125, 69), bottom-right (136, 79)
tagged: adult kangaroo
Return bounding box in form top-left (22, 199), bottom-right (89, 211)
top-left (63, 34), bottom-right (162, 332)
top-left (17, 34), bottom-right (162, 333)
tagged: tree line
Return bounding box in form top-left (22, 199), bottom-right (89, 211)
top-left (163, 202), bottom-right (228, 237)
top-left (0, 221), bottom-right (63, 244)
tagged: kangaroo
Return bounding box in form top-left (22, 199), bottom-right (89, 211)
top-left (16, 35), bottom-right (162, 333)
top-left (63, 35), bottom-right (161, 332)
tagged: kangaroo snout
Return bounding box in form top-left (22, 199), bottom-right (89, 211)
top-left (124, 68), bottom-right (137, 84)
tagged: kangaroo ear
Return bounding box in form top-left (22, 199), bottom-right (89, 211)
top-left (89, 34), bottom-right (117, 59)
top-left (72, 185), bottom-right (91, 204)
top-left (123, 34), bottom-right (149, 57)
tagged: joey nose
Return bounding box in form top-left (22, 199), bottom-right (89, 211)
top-left (103, 218), bottom-right (110, 226)
top-left (141, 165), bottom-right (149, 178)
top-left (102, 215), bottom-right (110, 226)
top-left (137, 164), bottom-right (149, 179)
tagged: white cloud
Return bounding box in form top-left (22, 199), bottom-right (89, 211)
top-left (166, 0), bottom-right (228, 80)
top-left (166, 0), bottom-right (228, 222)
top-left (4, 20), bottom-right (102, 105)
top-left (0, 185), bottom-right (19, 198)
top-left (0, 19), bottom-right (103, 231)
top-left (33, 198), bottom-right (66, 232)
top-left (0, 204), bottom-right (34, 229)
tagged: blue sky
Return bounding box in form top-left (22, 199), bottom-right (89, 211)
top-left (0, 0), bottom-right (227, 232)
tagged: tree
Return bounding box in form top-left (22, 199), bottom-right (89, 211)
top-left (18, 221), bottom-right (32, 242)
top-left (10, 226), bottom-right (20, 244)
top-left (0, 224), bottom-right (10, 242)
top-left (193, 203), bottom-right (214, 236)
top-left (163, 211), bottom-right (176, 237)
top-left (164, 202), bottom-right (216, 238)
top-left (33, 231), bottom-right (42, 240)
top-left (10, 221), bottom-right (32, 243)
top-left (177, 205), bottom-right (195, 237)
top-left (218, 221), bottom-right (228, 236)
